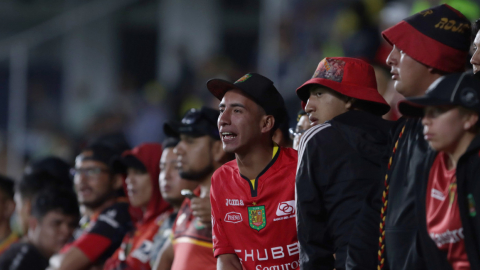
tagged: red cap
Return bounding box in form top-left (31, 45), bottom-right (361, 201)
top-left (296, 57), bottom-right (390, 116)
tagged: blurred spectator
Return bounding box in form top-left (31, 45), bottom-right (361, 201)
top-left (15, 155), bottom-right (73, 236)
top-left (0, 175), bottom-right (18, 256)
top-left (150, 138), bottom-right (198, 269)
top-left (155, 107), bottom-right (233, 270)
top-left (0, 187), bottom-right (79, 270)
top-left (104, 143), bottom-right (171, 270)
top-left (52, 142), bottom-right (132, 270)
top-left (272, 114), bottom-right (293, 148)
top-left (290, 110), bottom-right (309, 150)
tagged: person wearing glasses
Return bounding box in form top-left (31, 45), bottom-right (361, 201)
top-left (155, 107), bottom-right (234, 270)
top-left (51, 142), bottom-right (133, 270)
top-left (290, 110), bottom-right (310, 150)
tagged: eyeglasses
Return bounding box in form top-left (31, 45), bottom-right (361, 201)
top-left (289, 128), bottom-right (306, 140)
top-left (71, 167), bottom-right (110, 177)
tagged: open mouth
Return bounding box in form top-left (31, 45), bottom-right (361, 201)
top-left (221, 132), bottom-right (237, 141)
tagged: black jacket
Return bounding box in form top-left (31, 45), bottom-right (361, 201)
top-left (455, 135), bottom-right (480, 269)
top-left (296, 110), bottom-right (393, 270)
top-left (415, 136), bottom-right (480, 270)
top-left (346, 118), bottom-right (439, 270)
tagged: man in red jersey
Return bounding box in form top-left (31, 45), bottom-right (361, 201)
top-left (207, 73), bottom-right (299, 270)
top-left (155, 107), bottom-right (233, 270)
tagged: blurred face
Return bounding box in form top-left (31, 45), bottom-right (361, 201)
top-left (218, 89), bottom-right (266, 154)
top-left (159, 148), bottom-right (198, 207)
top-left (31, 211), bottom-right (78, 258)
top-left (293, 115), bottom-right (311, 150)
top-left (386, 45), bottom-right (433, 97)
top-left (471, 31), bottom-right (480, 74)
top-left (175, 135), bottom-right (214, 181)
top-left (304, 85), bottom-right (349, 126)
top-left (125, 168), bottom-right (152, 208)
top-left (422, 106), bottom-right (472, 152)
top-left (74, 152), bottom-right (115, 210)
top-left (14, 193), bottom-right (29, 235)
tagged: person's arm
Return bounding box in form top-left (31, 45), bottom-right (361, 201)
top-left (57, 247), bottom-right (92, 270)
top-left (296, 124), bottom-right (335, 270)
top-left (217, 254), bottom-right (242, 270)
top-left (154, 238), bottom-right (174, 270)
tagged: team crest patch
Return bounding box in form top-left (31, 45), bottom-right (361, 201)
top-left (235, 74), bottom-right (252, 83)
top-left (248, 205), bottom-right (266, 231)
top-left (312, 58), bottom-right (345, 82)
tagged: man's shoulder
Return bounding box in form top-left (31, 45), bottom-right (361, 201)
top-left (0, 242), bottom-right (48, 270)
top-left (213, 160), bottom-right (238, 179)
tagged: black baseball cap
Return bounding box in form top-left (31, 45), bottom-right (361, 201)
top-left (398, 71), bottom-right (480, 118)
top-left (76, 142), bottom-right (123, 170)
top-left (164, 107), bottom-right (220, 140)
top-left (111, 155), bottom-right (146, 174)
top-left (207, 73), bottom-right (287, 125)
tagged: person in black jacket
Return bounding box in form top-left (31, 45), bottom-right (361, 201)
top-left (398, 71), bottom-right (480, 270)
top-left (346, 5), bottom-right (472, 270)
top-left (295, 57), bottom-right (392, 270)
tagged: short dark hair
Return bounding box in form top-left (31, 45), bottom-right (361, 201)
top-left (0, 175), bottom-right (14, 200)
top-left (473, 19), bottom-right (480, 38)
top-left (17, 171), bottom-right (72, 201)
top-left (31, 187), bottom-right (80, 221)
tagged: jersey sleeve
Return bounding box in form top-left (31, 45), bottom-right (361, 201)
top-left (211, 172), bottom-right (235, 257)
top-left (73, 202), bottom-right (132, 262)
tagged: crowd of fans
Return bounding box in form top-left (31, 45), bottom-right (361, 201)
top-left (1, 2), bottom-right (480, 270)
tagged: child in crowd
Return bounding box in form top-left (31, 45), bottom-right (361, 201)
top-left (398, 71), bottom-right (480, 269)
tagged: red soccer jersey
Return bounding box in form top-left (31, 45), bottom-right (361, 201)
top-left (211, 146), bottom-right (299, 270)
top-left (426, 152), bottom-right (470, 270)
top-left (171, 187), bottom-right (216, 270)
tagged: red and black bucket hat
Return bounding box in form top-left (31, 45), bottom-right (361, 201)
top-left (382, 4), bottom-right (471, 73)
top-left (296, 57), bottom-right (391, 116)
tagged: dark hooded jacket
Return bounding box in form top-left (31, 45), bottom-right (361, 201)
top-left (415, 135), bottom-right (480, 270)
top-left (296, 110), bottom-right (393, 270)
top-left (346, 118), bottom-right (453, 270)
top-left (104, 143), bottom-right (172, 270)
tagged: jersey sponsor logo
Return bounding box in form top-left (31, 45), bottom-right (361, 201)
top-left (248, 206), bottom-right (266, 231)
top-left (234, 242), bottom-right (300, 262)
top-left (225, 212), bottom-right (243, 224)
top-left (255, 259), bottom-right (300, 270)
top-left (274, 201), bottom-right (296, 221)
top-left (226, 199), bottom-right (244, 206)
top-left (430, 227), bottom-right (464, 248)
top-left (431, 188), bottom-right (445, 201)
top-left (276, 201), bottom-right (295, 216)
top-left (97, 209), bottom-right (119, 228)
top-left (130, 240), bottom-right (153, 263)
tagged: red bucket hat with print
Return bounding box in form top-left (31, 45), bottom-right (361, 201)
top-left (382, 4), bottom-right (470, 73)
top-left (296, 57), bottom-right (390, 116)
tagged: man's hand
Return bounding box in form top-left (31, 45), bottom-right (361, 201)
top-left (190, 196), bottom-right (212, 228)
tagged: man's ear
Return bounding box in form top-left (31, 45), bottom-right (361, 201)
top-left (464, 113), bottom-right (479, 131)
top-left (261, 115), bottom-right (275, 134)
top-left (211, 140), bottom-right (225, 163)
top-left (345, 98), bottom-right (356, 110)
top-left (111, 174), bottom-right (124, 190)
